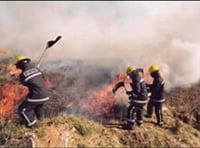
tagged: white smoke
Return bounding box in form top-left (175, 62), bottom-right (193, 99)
top-left (0, 1), bottom-right (200, 89)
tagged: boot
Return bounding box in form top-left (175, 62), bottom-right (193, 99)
top-left (156, 121), bottom-right (163, 127)
top-left (123, 123), bottom-right (133, 130)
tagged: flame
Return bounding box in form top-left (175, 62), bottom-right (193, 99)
top-left (44, 73), bottom-right (64, 91)
top-left (0, 67), bottom-right (160, 121)
top-left (78, 68), bottom-right (155, 118)
top-left (43, 72), bottom-right (130, 119)
top-left (77, 73), bottom-right (129, 118)
top-left (0, 73), bottom-right (61, 120)
top-left (0, 81), bottom-right (27, 119)
top-left (79, 84), bottom-right (116, 117)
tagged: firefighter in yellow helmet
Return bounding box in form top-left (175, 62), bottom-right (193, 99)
top-left (125, 66), bottom-right (148, 130)
top-left (145, 65), bottom-right (165, 126)
top-left (15, 55), bottom-right (50, 128)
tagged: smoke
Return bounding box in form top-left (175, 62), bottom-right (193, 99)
top-left (1, 1), bottom-right (200, 89)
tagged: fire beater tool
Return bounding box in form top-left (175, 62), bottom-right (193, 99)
top-left (112, 81), bottom-right (128, 94)
top-left (37, 35), bottom-right (62, 68)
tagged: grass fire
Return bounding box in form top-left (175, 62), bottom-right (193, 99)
top-left (1, 1), bottom-right (200, 147)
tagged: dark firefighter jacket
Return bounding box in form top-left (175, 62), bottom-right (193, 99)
top-left (127, 70), bottom-right (148, 105)
top-left (19, 63), bottom-right (49, 103)
top-left (146, 71), bottom-right (165, 103)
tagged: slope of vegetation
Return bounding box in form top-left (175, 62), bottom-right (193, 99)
top-left (1, 105), bottom-right (200, 148)
top-left (1, 56), bottom-right (200, 147)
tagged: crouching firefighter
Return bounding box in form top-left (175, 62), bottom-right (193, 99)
top-left (145, 65), bottom-right (165, 126)
top-left (15, 55), bottom-right (50, 128)
top-left (113, 66), bottom-right (148, 130)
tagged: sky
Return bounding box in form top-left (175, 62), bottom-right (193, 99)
top-left (0, 1), bottom-right (200, 89)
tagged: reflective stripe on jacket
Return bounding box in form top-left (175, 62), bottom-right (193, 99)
top-left (128, 71), bottom-right (148, 105)
top-left (146, 73), bottom-right (165, 102)
top-left (20, 64), bottom-right (49, 102)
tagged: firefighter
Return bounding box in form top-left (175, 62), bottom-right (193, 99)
top-left (125, 66), bottom-right (148, 130)
top-left (145, 65), bottom-right (165, 126)
top-left (15, 55), bottom-right (50, 128)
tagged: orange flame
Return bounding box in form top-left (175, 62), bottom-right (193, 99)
top-left (0, 81), bottom-right (27, 119)
top-left (77, 73), bottom-right (129, 118)
top-left (0, 73), bottom-right (61, 120)
top-left (79, 69), bottom-right (154, 118)
top-left (0, 68), bottom-right (156, 121)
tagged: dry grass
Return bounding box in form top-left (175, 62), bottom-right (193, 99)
top-left (1, 106), bottom-right (200, 147)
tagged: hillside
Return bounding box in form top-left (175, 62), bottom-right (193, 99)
top-left (1, 96), bottom-right (200, 147)
top-left (0, 56), bottom-right (200, 147)
top-left (165, 82), bottom-right (200, 130)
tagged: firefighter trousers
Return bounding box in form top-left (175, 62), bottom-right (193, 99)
top-left (146, 100), bottom-right (163, 124)
top-left (18, 100), bottom-right (44, 127)
top-left (127, 102), bottom-right (144, 126)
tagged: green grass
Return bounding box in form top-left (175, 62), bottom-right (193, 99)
top-left (68, 117), bottom-right (93, 136)
top-left (1, 112), bottom-right (200, 147)
top-left (35, 129), bottom-right (46, 138)
top-left (0, 121), bottom-right (29, 145)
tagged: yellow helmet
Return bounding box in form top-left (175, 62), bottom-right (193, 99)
top-left (126, 66), bottom-right (136, 75)
top-left (149, 65), bottom-right (159, 74)
top-left (16, 55), bottom-right (31, 63)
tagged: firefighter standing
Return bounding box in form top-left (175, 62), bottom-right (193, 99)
top-left (145, 65), bottom-right (165, 126)
top-left (15, 56), bottom-right (50, 128)
top-left (125, 66), bottom-right (148, 130)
